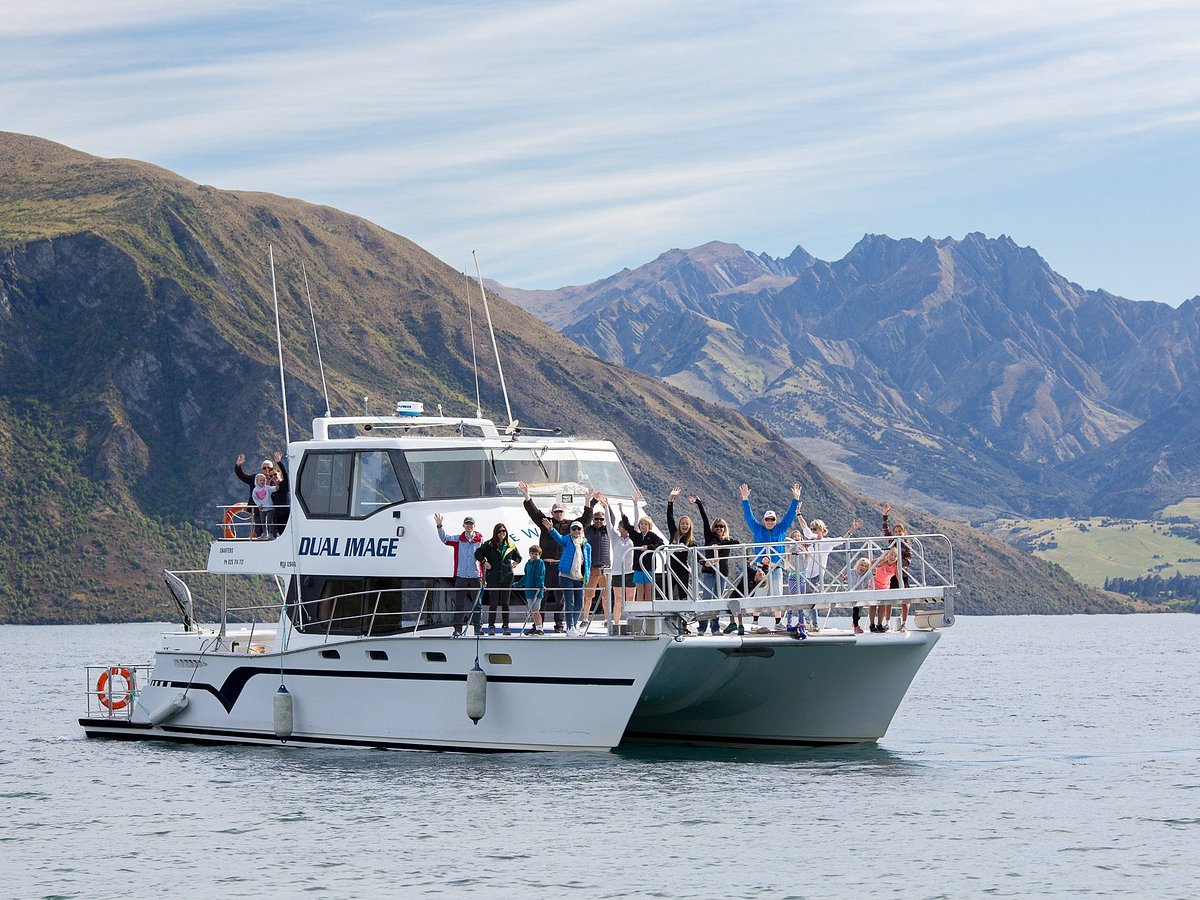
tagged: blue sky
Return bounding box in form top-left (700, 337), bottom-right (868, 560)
top-left (4, 0), bottom-right (1199, 303)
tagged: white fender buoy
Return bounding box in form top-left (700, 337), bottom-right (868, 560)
top-left (466, 662), bottom-right (487, 724)
top-left (273, 684), bottom-right (294, 742)
top-left (148, 693), bottom-right (190, 726)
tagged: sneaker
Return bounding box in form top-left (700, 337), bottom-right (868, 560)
top-left (854, 625), bottom-right (864, 634)
top-left (502, 627), bottom-right (511, 635)
top-left (554, 625), bottom-right (565, 634)
top-left (452, 628), bottom-right (464, 637)
top-left (488, 626), bottom-right (496, 636)
top-left (898, 623), bottom-right (907, 632)
top-left (723, 621), bottom-right (738, 634)
top-left (774, 622), bottom-right (787, 632)
top-left (527, 628), bottom-right (543, 636)
top-left (579, 620), bottom-right (590, 633)
top-left (737, 624), bottom-right (745, 636)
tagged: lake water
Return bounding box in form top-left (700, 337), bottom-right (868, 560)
top-left (2, 615), bottom-right (1198, 898)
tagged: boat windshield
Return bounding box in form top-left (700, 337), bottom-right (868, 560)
top-left (402, 447), bottom-right (637, 500)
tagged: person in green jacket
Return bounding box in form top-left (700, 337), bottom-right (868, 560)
top-left (475, 523), bottom-right (522, 635)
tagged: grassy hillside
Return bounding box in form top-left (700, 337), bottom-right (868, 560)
top-left (0, 132), bottom-right (1127, 622)
top-left (982, 512), bottom-right (1200, 587)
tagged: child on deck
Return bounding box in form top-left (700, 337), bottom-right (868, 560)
top-left (848, 555), bottom-right (872, 634)
top-left (870, 548), bottom-right (898, 632)
top-left (251, 473), bottom-right (273, 539)
top-left (521, 545), bottom-right (547, 635)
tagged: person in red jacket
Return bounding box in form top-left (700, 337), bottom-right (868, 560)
top-left (435, 512), bottom-right (483, 636)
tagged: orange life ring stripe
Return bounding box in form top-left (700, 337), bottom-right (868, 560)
top-left (222, 502), bottom-right (252, 539)
top-left (96, 666), bottom-right (133, 711)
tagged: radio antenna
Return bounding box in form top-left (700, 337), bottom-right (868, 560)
top-left (268, 244), bottom-right (291, 445)
top-left (301, 261), bottom-right (332, 417)
top-left (472, 251), bottom-right (512, 426)
top-left (463, 270), bottom-right (483, 418)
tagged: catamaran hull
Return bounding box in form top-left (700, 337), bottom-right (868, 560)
top-left (624, 630), bottom-right (940, 746)
top-left (81, 634), bottom-right (668, 752)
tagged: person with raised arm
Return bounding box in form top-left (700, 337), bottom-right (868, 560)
top-left (542, 516), bottom-right (592, 634)
top-left (882, 502), bottom-right (914, 631)
top-left (692, 494), bottom-right (741, 635)
top-left (620, 492), bottom-right (664, 605)
top-left (518, 480), bottom-right (569, 633)
top-left (605, 495), bottom-right (637, 634)
top-left (795, 507), bottom-right (863, 632)
top-left (577, 489), bottom-right (611, 633)
top-left (740, 482), bottom-right (802, 625)
top-left (435, 512), bottom-right (483, 636)
top-left (235, 453), bottom-right (282, 539)
top-left (665, 488), bottom-right (698, 623)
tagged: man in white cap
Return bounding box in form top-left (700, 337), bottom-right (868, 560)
top-left (740, 481), bottom-right (802, 607)
top-left (435, 512), bottom-right (483, 636)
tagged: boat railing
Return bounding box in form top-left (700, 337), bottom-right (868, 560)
top-left (164, 529), bottom-right (954, 643)
top-left (84, 663), bottom-right (153, 719)
top-left (633, 532), bottom-right (955, 622)
top-left (214, 503), bottom-right (291, 541)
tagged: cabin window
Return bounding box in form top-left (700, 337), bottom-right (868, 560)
top-left (298, 452), bottom-right (353, 517)
top-left (352, 450), bottom-right (405, 517)
top-left (298, 450), bottom-right (407, 519)
top-left (401, 447), bottom-right (637, 500)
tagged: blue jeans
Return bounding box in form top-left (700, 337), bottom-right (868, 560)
top-left (560, 576), bottom-right (583, 629)
top-left (699, 570), bottom-right (723, 633)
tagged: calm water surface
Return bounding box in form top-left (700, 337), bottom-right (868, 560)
top-left (2, 616), bottom-right (1198, 898)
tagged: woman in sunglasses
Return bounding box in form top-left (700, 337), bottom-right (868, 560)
top-left (475, 523), bottom-right (522, 635)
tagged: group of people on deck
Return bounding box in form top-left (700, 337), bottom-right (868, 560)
top-left (232, 452), bottom-right (290, 539)
top-left (432, 480), bottom-right (916, 638)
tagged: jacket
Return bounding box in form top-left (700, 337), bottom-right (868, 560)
top-left (475, 539), bottom-right (522, 588)
top-left (437, 526), bottom-right (483, 580)
top-left (620, 513), bottom-right (664, 574)
top-left (741, 498), bottom-right (799, 564)
top-left (548, 529), bottom-right (592, 583)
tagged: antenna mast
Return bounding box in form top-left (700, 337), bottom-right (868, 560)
top-left (463, 270), bottom-right (483, 418)
top-left (269, 244), bottom-right (291, 445)
top-left (301, 261), bottom-right (332, 417)
top-left (472, 251), bottom-right (512, 426)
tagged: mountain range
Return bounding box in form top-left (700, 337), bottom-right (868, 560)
top-left (0, 132), bottom-right (1122, 622)
top-left (494, 239), bottom-right (1200, 521)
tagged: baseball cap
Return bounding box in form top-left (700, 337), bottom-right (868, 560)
top-left (551, 503), bottom-right (565, 513)
top-left (764, 510), bottom-right (778, 519)
top-left (463, 516), bottom-right (475, 525)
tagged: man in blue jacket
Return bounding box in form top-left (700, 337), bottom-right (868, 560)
top-left (740, 482), bottom-right (802, 599)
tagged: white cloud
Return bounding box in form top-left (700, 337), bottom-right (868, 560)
top-left (2, 0), bottom-right (1198, 297)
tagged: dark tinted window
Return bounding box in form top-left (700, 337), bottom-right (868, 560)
top-left (298, 452), bottom-right (353, 517)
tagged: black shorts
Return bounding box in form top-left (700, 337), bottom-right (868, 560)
top-left (612, 572), bottom-right (634, 589)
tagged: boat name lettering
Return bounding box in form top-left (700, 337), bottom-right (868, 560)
top-left (297, 536), bottom-right (400, 558)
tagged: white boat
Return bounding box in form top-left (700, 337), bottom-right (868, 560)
top-left (80, 409), bottom-right (955, 751)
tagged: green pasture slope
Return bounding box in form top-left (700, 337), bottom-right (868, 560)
top-left (984, 500), bottom-right (1200, 588)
